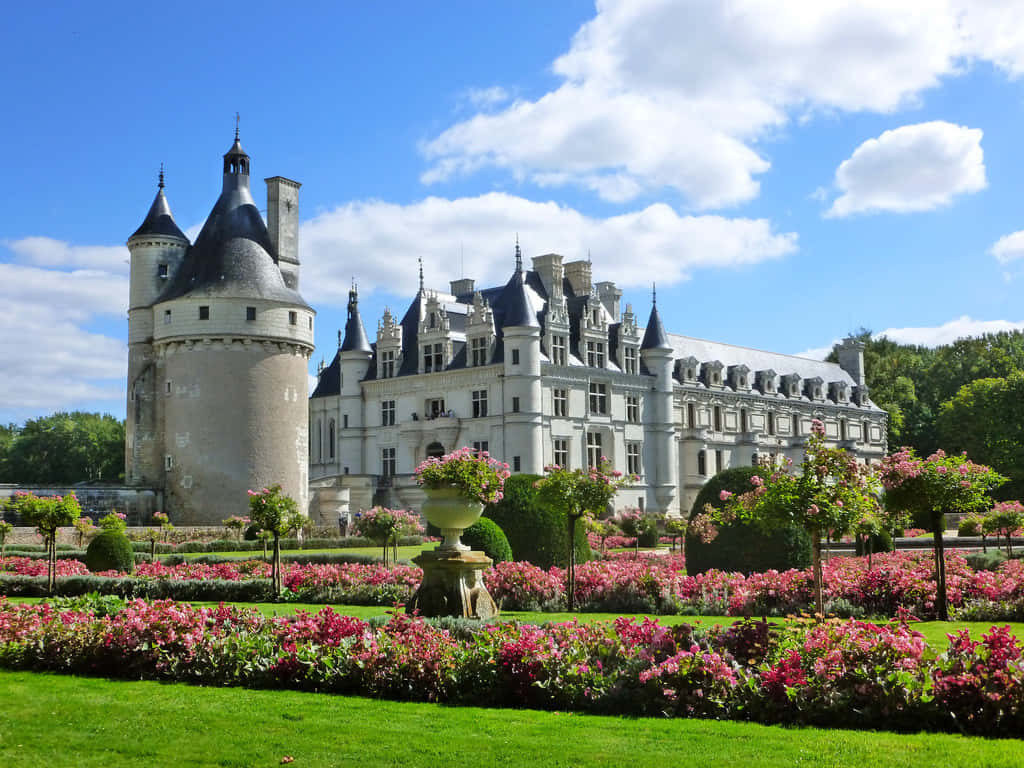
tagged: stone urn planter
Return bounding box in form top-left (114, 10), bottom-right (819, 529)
top-left (421, 486), bottom-right (484, 551)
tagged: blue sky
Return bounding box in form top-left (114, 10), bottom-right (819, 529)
top-left (4, 0), bottom-right (1024, 424)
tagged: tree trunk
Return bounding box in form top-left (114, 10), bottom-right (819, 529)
top-left (47, 531), bottom-right (56, 594)
top-left (272, 535), bottom-right (282, 597)
top-left (933, 525), bottom-right (948, 621)
top-left (151, 539), bottom-right (156, 559)
top-left (811, 528), bottom-right (824, 617)
top-left (867, 537), bottom-right (873, 570)
top-left (567, 516), bottom-right (577, 612)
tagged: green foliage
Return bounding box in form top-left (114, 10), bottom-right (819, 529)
top-left (0, 411), bottom-right (124, 484)
top-left (414, 447), bottom-right (511, 504)
top-left (247, 484), bottom-right (303, 595)
top-left (484, 475), bottom-right (591, 569)
top-left (686, 466), bottom-right (811, 575)
top-left (97, 512), bottom-right (127, 534)
top-left (85, 530), bottom-right (136, 574)
top-left (936, 372), bottom-right (1024, 500)
top-left (853, 530), bottom-right (894, 556)
top-left (958, 514), bottom-right (985, 537)
top-left (963, 550), bottom-right (1007, 572)
top-left (461, 517), bottom-right (513, 563)
top-left (636, 517), bottom-right (660, 548)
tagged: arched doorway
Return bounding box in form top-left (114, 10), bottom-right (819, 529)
top-left (426, 441), bottom-right (445, 459)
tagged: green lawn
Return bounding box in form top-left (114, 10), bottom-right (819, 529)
top-left (1, 669), bottom-right (1021, 767)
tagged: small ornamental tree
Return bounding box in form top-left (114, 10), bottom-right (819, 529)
top-left (247, 485), bottom-right (304, 596)
top-left (352, 506), bottom-right (423, 566)
top-left (0, 520), bottom-right (12, 558)
top-left (588, 517), bottom-right (620, 554)
top-left (534, 459), bottom-right (634, 610)
top-left (663, 517), bottom-right (687, 552)
top-left (879, 447), bottom-right (1006, 620)
top-left (614, 507), bottom-right (643, 557)
top-left (12, 491), bottom-right (81, 593)
top-left (98, 512), bottom-right (127, 534)
top-left (222, 515), bottom-right (250, 543)
top-left (73, 516), bottom-right (96, 548)
top-left (720, 420), bottom-right (881, 615)
top-left (982, 500), bottom-right (1024, 557)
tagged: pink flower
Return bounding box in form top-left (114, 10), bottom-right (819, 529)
top-left (750, 476), bottom-right (764, 487)
top-left (719, 490), bottom-right (733, 501)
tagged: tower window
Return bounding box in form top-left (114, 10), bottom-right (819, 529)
top-left (289, 311), bottom-right (297, 326)
top-left (512, 396), bottom-right (520, 413)
top-left (198, 305), bottom-right (210, 320)
top-left (513, 456), bottom-right (521, 472)
top-left (157, 264), bottom-right (168, 279)
top-left (246, 306), bottom-right (256, 321)
top-left (511, 348), bottom-right (520, 365)
top-left (164, 454), bottom-right (173, 470)
top-left (163, 309), bottom-right (172, 325)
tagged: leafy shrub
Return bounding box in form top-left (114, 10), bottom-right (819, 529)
top-left (854, 530), bottom-right (894, 556)
top-left (85, 531), bottom-right (135, 574)
top-left (483, 474), bottom-right (591, 568)
top-left (685, 466), bottom-right (812, 575)
top-left (461, 517), bottom-right (513, 562)
top-left (637, 517), bottom-right (660, 548)
top-left (964, 550), bottom-right (1007, 571)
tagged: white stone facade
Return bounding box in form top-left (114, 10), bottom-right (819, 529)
top-left (309, 253), bottom-right (886, 519)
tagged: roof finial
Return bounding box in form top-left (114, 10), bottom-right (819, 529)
top-left (158, 162), bottom-right (165, 190)
top-left (652, 282), bottom-right (657, 307)
top-left (515, 233), bottom-right (522, 272)
top-left (338, 329), bottom-right (342, 348)
top-left (235, 112), bottom-right (240, 141)
top-left (588, 248), bottom-right (592, 264)
top-left (418, 257), bottom-right (424, 292)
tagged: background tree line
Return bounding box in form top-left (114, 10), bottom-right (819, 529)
top-left (0, 412), bottom-right (125, 485)
top-left (828, 329), bottom-right (1024, 500)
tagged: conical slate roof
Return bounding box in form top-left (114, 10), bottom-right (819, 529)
top-left (157, 137), bottom-right (308, 307)
top-left (641, 303), bottom-right (671, 350)
top-left (340, 287), bottom-right (372, 353)
top-left (130, 181), bottom-right (188, 242)
top-left (497, 267), bottom-right (539, 328)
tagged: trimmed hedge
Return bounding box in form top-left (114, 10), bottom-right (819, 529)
top-left (483, 475), bottom-right (591, 569)
top-left (685, 466), bottom-right (812, 576)
top-left (0, 574), bottom-right (273, 601)
top-left (85, 531), bottom-right (135, 574)
top-left (461, 518), bottom-right (513, 563)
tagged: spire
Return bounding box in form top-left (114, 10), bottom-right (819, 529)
top-left (641, 288), bottom-right (671, 351)
top-left (340, 280), bottom-right (372, 353)
top-left (418, 257), bottom-right (424, 292)
top-left (499, 263), bottom-right (539, 328)
top-left (129, 170), bottom-right (188, 242)
top-left (515, 234), bottom-right (522, 273)
top-left (222, 120), bottom-right (250, 187)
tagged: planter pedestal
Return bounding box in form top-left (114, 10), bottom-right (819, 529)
top-left (407, 549), bottom-right (498, 619)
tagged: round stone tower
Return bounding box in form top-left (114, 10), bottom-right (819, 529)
top-left (147, 134), bottom-right (314, 523)
top-left (126, 169), bottom-right (189, 486)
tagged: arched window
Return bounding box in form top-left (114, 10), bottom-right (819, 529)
top-left (328, 419), bottom-right (336, 459)
top-left (426, 441), bottom-right (445, 459)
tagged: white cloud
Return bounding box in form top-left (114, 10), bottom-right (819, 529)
top-left (464, 86), bottom-right (511, 109)
top-left (825, 121), bottom-right (986, 217)
top-left (989, 230), bottom-right (1024, 264)
top-left (298, 192), bottom-right (797, 307)
top-left (4, 236), bottom-right (129, 274)
top-left (421, 0), bottom-right (1024, 208)
top-left (796, 316), bottom-right (1024, 358)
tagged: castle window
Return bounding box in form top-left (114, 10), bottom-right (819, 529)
top-left (381, 400), bottom-right (395, 426)
top-left (715, 449), bottom-right (723, 473)
top-left (309, 317), bottom-right (313, 330)
top-left (623, 347), bottom-right (638, 375)
top-left (687, 403), bottom-right (696, 428)
top-left (553, 388), bottom-right (568, 417)
top-left (473, 440), bottom-right (489, 454)
top-left (740, 408), bottom-right (748, 432)
top-left (588, 383), bottom-right (608, 415)
top-left (551, 335), bottom-right (567, 365)
top-left (380, 350), bottom-right (395, 379)
top-left (626, 394), bottom-right (640, 423)
top-left (164, 454), bottom-right (173, 470)
top-left (199, 305), bottom-right (210, 320)
top-left (328, 420), bottom-right (335, 459)
top-left (512, 396), bottom-right (520, 413)
top-left (163, 310), bottom-right (171, 325)
top-left (697, 450), bottom-right (706, 475)
top-left (713, 406), bottom-right (722, 432)
top-left (767, 412), bottom-right (775, 436)
top-left (427, 398), bottom-right (445, 418)
top-left (472, 389), bottom-right (488, 418)
top-left (586, 431), bottom-right (603, 469)
top-left (166, 380), bottom-right (172, 394)
top-left (424, 343), bottom-right (443, 372)
top-left (553, 438), bottom-right (568, 468)
top-left (792, 414), bottom-right (800, 435)
top-left (158, 264), bottom-right (168, 279)
top-left (289, 311), bottom-right (297, 326)
top-left (246, 306), bottom-right (256, 321)
top-left (343, 414), bottom-right (349, 429)
top-left (627, 443), bottom-right (641, 476)
top-left (586, 341), bottom-right (606, 368)
top-left (511, 348), bottom-right (520, 365)
top-left (381, 447), bottom-right (396, 476)
top-left (470, 337), bottom-right (487, 367)
top-left (863, 420), bottom-right (870, 443)
top-left (513, 456), bottom-right (521, 472)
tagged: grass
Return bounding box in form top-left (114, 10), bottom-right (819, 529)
top-left (1, 669), bottom-right (1022, 767)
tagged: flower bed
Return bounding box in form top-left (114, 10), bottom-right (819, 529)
top-left (6, 550), bottom-right (1024, 620)
top-left (1, 597), bottom-right (1022, 735)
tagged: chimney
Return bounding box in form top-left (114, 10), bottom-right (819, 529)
top-left (564, 259), bottom-right (592, 295)
top-left (265, 176), bottom-right (302, 289)
top-left (450, 278), bottom-right (474, 296)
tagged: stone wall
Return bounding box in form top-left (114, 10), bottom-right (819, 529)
top-left (0, 485), bottom-right (163, 527)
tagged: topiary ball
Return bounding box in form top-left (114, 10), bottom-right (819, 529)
top-left (461, 517), bottom-right (513, 563)
top-left (685, 465), bottom-right (811, 576)
top-left (85, 530), bottom-right (136, 574)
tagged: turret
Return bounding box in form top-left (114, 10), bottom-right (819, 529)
top-left (640, 289), bottom-right (678, 515)
top-left (500, 242), bottom-right (543, 474)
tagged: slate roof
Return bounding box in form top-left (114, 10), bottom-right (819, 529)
top-left (129, 185), bottom-right (188, 242)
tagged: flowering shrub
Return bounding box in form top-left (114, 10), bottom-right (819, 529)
top-left (352, 507), bottom-right (423, 565)
top-left (3, 598), bottom-right (1024, 735)
top-left (414, 447), bottom-right (511, 504)
top-left (98, 512), bottom-right (128, 534)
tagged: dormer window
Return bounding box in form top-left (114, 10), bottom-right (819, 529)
top-left (380, 350), bottom-right (396, 379)
top-left (551, 334), bottom-right (567, 365)
top-left (423, 343), bottom-right (443, 373)
top-left (586, 341), bottom-right (605, 368)
top-left (622, 346), bottom-right (638, 375)
top-left (470, 337), bottom-right (488, 367)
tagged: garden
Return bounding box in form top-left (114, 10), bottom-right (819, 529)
top-left (3, 437), bottom-right (1024, 762)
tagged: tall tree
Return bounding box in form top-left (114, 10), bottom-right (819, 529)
top-left (2, 412), bottom-right (124, 484)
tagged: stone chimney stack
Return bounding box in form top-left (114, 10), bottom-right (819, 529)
top-left (266, 176), bottom-right (301, 289)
